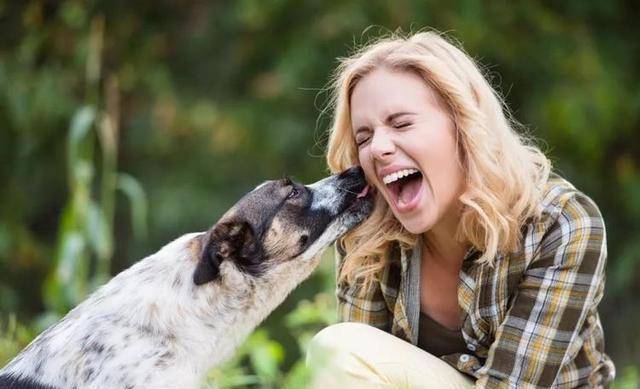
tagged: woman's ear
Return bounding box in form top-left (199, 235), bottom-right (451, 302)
top-left (192, 220), bottom-right (255, 285)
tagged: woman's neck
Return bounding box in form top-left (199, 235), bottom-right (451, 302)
top-left (421, 204), bottom-right (469, 272)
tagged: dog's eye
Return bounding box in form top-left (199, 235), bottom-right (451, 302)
top-left (287, 187), bottom-right (300, 199)
top-left (299, 234), bottom-right (309, 247)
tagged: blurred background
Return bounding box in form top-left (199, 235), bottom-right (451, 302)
top-left (0, 1), bottom-right (638, 387)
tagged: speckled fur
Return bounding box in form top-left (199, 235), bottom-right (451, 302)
top-left (0, 169), bottom-right (372, 389)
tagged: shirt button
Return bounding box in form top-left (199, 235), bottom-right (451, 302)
top-left (459, 354), bottom-right (470, 363)
top-left (467, 343), bottom-right (476, 351)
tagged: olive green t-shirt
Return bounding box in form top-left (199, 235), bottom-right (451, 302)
top-left (417, 311), bottom-right (467, 357)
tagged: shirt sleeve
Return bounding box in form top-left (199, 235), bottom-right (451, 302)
top-left (476, 193), bottom-right (607, 388)
top-left (335, 242), bottom-right (391, 331)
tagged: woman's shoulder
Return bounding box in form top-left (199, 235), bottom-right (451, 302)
top-left (535, 172), bottom-right (604, 229)
top-left (520, 172), bottom-right (606, 269)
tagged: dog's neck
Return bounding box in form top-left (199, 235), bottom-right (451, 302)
top-left (2, 166), bottom-right (373, 389)
top-left (1, 233), bottom-right (322, 388)
top-left (191, 251), bottom-right (322, 372)
top-left (109, 232), bottom-right (321, 377)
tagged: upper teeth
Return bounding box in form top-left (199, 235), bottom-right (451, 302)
top-left (382, 168), bottom-right (419, 185)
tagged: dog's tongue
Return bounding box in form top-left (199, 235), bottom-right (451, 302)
top-left (357, 185), bottom-right (370, 198)
top-left (398, 178), bottom-right (421, 205)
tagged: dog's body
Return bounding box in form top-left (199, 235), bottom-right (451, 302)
top-left (0, 167), bottom-right (372, 389)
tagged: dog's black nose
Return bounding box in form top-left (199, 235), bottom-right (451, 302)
top-left (337, 166), bottom-right (367, 194)
top-left (337, 166), bottom-right (364, 180)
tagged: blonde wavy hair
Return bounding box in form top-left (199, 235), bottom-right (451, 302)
top-left (326, 30), bottom-right (551, 286)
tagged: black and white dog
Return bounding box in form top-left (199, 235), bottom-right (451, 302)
top-left (0, 167), bottom-right (372, 389)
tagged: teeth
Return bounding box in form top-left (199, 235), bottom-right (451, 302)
top-left (382, 168), bottom-right (419, 185)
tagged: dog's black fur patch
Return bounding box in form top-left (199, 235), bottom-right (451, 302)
top-left (0, 375), bottom-right (58, 389)
top-left (194, 220), bottom-right (263, 284)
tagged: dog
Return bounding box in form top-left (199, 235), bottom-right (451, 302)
top-left (0, 166), bottom-right (373, 389)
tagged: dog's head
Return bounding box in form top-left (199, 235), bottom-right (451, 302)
top-left (193, 166), bottom-right (373, 285)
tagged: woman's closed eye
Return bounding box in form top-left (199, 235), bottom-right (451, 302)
top-left (355, 128), bottom-right (372, 147)
top-left (355, 120), bottom-right (411, 147)
top-left (393, 121), bottom-right (412, 129)
top-left (356, 135), bottom-right (371, 147)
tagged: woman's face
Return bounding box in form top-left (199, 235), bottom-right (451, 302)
top-left (350, 68), bottom-right (466, 235)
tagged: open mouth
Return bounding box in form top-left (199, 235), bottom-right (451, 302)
top-left (383, 168), bottom-right (424, 211)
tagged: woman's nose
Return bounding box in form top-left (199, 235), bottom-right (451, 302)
top-left (369, 129), bottom-right (395, 160)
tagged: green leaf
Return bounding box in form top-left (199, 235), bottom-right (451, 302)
top-left (86, 199), bottom-right (112, 264)
top-left (281, 360), bottom-right (312, 389)
top-left (248, 330), bottom-right (284, 381)
top-left (116, 173), bottom-right (148, 239)
top-left (67, 106), bottom-right (96, 180)
top-left (44, 230), bottom-right (87, 313)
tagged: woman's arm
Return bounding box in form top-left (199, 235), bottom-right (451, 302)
top-left (476, 193), bottom-right (608, 388)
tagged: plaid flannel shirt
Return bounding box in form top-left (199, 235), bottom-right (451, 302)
top-left (336, 174), bottom-right (615, 388)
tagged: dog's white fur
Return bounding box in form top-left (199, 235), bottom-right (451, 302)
top-left (2, 232), bottom-right (327, 388)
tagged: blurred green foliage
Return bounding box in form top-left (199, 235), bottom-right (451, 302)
top-left (0, 315), bottom-right (35, 367)
top-left (0, 0), bottom-right (638, 386)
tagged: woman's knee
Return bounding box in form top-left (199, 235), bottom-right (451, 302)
top-left (307, 322), bottom-right (380, 356)
top-left (306, 322), bottom-right (475, 388)
top-left (306, 321), bottom-right (391, 372)
top-left (306, 322), bottom-right (392, 387)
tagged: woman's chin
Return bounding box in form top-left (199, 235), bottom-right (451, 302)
top-left (399, 219), bottom-right (431, 235)
top-left (392, 205), bottom-right (433, 235)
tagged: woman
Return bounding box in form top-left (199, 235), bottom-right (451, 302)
top-left (306, 31), bottom-right (615, 388)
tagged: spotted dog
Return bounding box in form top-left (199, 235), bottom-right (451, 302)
top-left (0, 167), bottom-right (373, 389)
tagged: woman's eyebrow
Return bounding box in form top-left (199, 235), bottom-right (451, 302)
top-left (353, 112), bottom-right (417, 134)
top-left (386, 112), bottom-right (417, 122)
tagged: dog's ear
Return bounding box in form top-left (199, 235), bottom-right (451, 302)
top-left (193, 220), bottom-right (256, 285)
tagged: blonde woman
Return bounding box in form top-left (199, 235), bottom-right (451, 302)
top-left (306, 31), bottom-right (615, 388)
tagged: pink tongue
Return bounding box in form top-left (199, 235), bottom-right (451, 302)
top-left (357, 185), bottom-right (370, 198)
top-left (398, 178), bottom-right (421, 205)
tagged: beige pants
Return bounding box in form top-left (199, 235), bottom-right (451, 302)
top-left (306, 322), bottom-right (475, 389)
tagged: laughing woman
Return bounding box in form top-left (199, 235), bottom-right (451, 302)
top-left (306, 31), bottom-right (615, 388)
